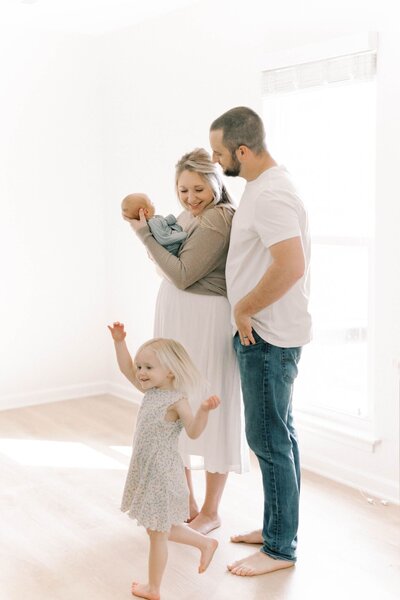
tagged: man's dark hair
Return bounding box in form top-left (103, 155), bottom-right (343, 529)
top-left (210, 106), bottom-right (266, 154)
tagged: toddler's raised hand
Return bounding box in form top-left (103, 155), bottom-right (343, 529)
top-left (201, 395), bottom-right (220, 412)
top-left (107, 321), bottom-right (126, 342)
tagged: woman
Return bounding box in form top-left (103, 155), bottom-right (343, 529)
top-left (129, 148), bottom-right (248, 535)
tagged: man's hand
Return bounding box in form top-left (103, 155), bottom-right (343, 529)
top-left (234, 304), bottom-right (256, 346)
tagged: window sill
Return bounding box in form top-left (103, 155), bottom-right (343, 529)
top-left (295, 410), bottom-right (381, 452)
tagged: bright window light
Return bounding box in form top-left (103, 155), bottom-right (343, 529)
top-left (263, 77), bottom-right (376, 417)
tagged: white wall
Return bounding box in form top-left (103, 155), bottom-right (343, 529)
top-left (372, 31), bottom-right (400, 498)
top-left (1, 0), bottom-right (399, 500)
top-left (0, 27), bottom-right (108, 407)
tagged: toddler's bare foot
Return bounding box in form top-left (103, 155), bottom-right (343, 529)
top-left (199, 538), bottom-right (218, 573)
top-left (189, 512), bottom-right (221, 535)
top-left (131, 581), bottom-right (160, 600)
top-left (228, 551), bottom-right (294, 576)
top-left (230, 529), bottom-right (263, 544)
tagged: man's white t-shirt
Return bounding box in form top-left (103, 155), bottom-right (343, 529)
top-left (226, 165), bottom-right (312, 348)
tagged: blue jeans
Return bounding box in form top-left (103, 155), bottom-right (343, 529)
top-left (234, 330), bottom-right (302, 562)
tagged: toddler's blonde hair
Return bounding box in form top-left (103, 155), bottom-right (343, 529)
top-left (134, 338), bottom-right (203, 393)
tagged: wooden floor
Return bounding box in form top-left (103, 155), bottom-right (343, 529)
top-left (0, 395), bottom-right (398, 600)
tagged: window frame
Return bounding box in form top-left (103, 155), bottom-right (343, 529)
top-left (260, 44), bottom-right (379, 449)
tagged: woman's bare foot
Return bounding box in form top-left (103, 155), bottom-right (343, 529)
top-left (131, 581), bottom-right (160, 600)
top-left (185, 510), bottom-right (199, 524)
top-left (230, 529), bottom-right (263, 544)
top-left (189, 512), bottom-right (221, 535)
top-left (185, 500), bottom-right (200, 523)
top-left (227, 551), bottom-right (294, 576)
top-left (198, 538), bottom-right (219, 573)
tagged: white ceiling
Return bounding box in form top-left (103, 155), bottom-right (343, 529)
top-left (0, 0), bottom-right (202, 34)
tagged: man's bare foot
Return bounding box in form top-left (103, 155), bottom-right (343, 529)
top-left (228, 551), bottom-right (294, 576)
top-left (131, 581), bottom-right (160, 600)
top-left (230, 529), bottom-right (263, 544)
top-left (189, 512), bottom-right (221, 535)
top-left (198, 538), bottom-right (219, 573)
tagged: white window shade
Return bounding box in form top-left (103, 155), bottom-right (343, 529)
top-left (262, 51), bottom-right (376, 95)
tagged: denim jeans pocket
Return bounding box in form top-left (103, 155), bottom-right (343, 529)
top-left (281, 347), bottom-right (302, 383)
top-left (252, 329), bottom-right (266, 344)
top-left (234, 329), bottom-right (265, 352)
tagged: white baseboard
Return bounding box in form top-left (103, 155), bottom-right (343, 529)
top-left (300, 452), bottom-right (399, 505)
top-left (0, 381), bottom-right (110, 411)
top-left (0, 381), bottom-right (143, 411)
top-left (106, 382), bottom-right (141, 405)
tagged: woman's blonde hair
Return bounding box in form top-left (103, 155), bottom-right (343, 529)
top-left (134, 338), bottom-right (203, 394)
top-left (175, 147), bottom-right (234, 210)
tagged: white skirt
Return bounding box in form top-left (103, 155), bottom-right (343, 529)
top-left (154, 279), bottom-right (249, 474)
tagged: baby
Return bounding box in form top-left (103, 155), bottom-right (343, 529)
top-left (121, 193), bottom-right (187, 256)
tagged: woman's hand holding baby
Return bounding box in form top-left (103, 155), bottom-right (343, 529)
top-left (124, 208), bottom-right (148, 232)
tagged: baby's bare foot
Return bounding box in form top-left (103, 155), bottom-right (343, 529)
top-left (131, 581), bottom-right (160, 600)
top-left (230, 529), bottom-right (263, 544)
top-left (189, 512), bottom-right (221, 535)
top-left (198, 538), bottom-right (218, 573)
top-left (228, 551), bottom-right (294, 576)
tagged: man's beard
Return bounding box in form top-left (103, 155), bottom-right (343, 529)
top-left (223, 153), bottom-right (241, 177)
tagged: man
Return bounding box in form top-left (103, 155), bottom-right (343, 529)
top-left (210, 107), bottom-right (311, 576)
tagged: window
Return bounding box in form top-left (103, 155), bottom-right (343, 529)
top-left (262, 51), bottom-right (376, 418)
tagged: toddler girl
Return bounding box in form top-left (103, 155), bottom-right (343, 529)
top-left (108, 322), bottom-right (220, 600)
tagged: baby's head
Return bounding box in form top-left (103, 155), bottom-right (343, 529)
top-left (121, 193), bottom-right (155, 220)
